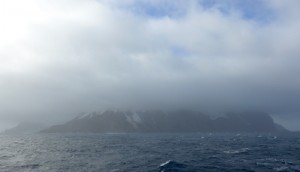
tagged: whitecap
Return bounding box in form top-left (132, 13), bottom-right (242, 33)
top-left (223, 148), bottom-right (249, 154)
top-left (274, 166), bottom-right (289, 171)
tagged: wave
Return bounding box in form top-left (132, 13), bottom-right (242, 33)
top-left (223, 148), bottom-right (249, 154)
top-left (159, 160), bottom-right (188, 172)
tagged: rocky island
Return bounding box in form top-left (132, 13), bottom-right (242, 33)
top-left (41, 110), bottom-right (288, 133)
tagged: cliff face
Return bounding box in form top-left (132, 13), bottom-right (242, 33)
top-left (41, 110), bottom-right (288, 133)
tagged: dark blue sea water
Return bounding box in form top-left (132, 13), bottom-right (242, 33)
top-left (0, 133), bottom-right (299, 172)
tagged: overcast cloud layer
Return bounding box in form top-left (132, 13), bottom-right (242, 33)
top-left (1, 0), bottom-right (300, 130)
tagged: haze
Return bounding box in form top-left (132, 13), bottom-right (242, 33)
top-left (1, 0), bottom-right (300, 131)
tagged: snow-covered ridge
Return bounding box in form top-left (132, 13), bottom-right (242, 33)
top-left (77, 111), bottom-right (104, 119)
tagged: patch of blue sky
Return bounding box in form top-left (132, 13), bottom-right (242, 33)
top-left (170, 46), bottom-right (190, 58)
top-left (119, 0), bottom-right (277, 24)
top-left (119, 0), bottom-right (188, 19)
top-left (199, 0), bottom-right (277, 24)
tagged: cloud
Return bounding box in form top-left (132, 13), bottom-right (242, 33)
top-left (0, 0), bottom-right (300, 127)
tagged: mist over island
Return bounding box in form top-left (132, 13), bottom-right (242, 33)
top-left (2, 121), bottom-right (46, 135)
top-left (1, 0), bottom-right (300, 132)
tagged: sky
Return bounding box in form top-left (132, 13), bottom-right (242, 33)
top-left (0, 0), bottom-right (300, 131)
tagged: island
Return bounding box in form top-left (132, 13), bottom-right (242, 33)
top-left (41, 110), bottom-right (288, 133)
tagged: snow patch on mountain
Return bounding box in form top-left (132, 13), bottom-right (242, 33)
top-left (124, 112), bottom-right (137, 128)
top-left (124, 111), bottom-right (143, 128)
top-left (78, 111), bottom-right (104, 119)
top-left (78, 113), bottom-right (91, 119)
top-left (132, 112), bottom-right (142, 123)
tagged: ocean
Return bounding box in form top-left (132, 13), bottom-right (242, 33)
top-left (0, 133), bottom-right (299, 172)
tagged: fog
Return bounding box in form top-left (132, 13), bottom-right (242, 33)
top-left (1, 0), bottom-right (300, 131)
